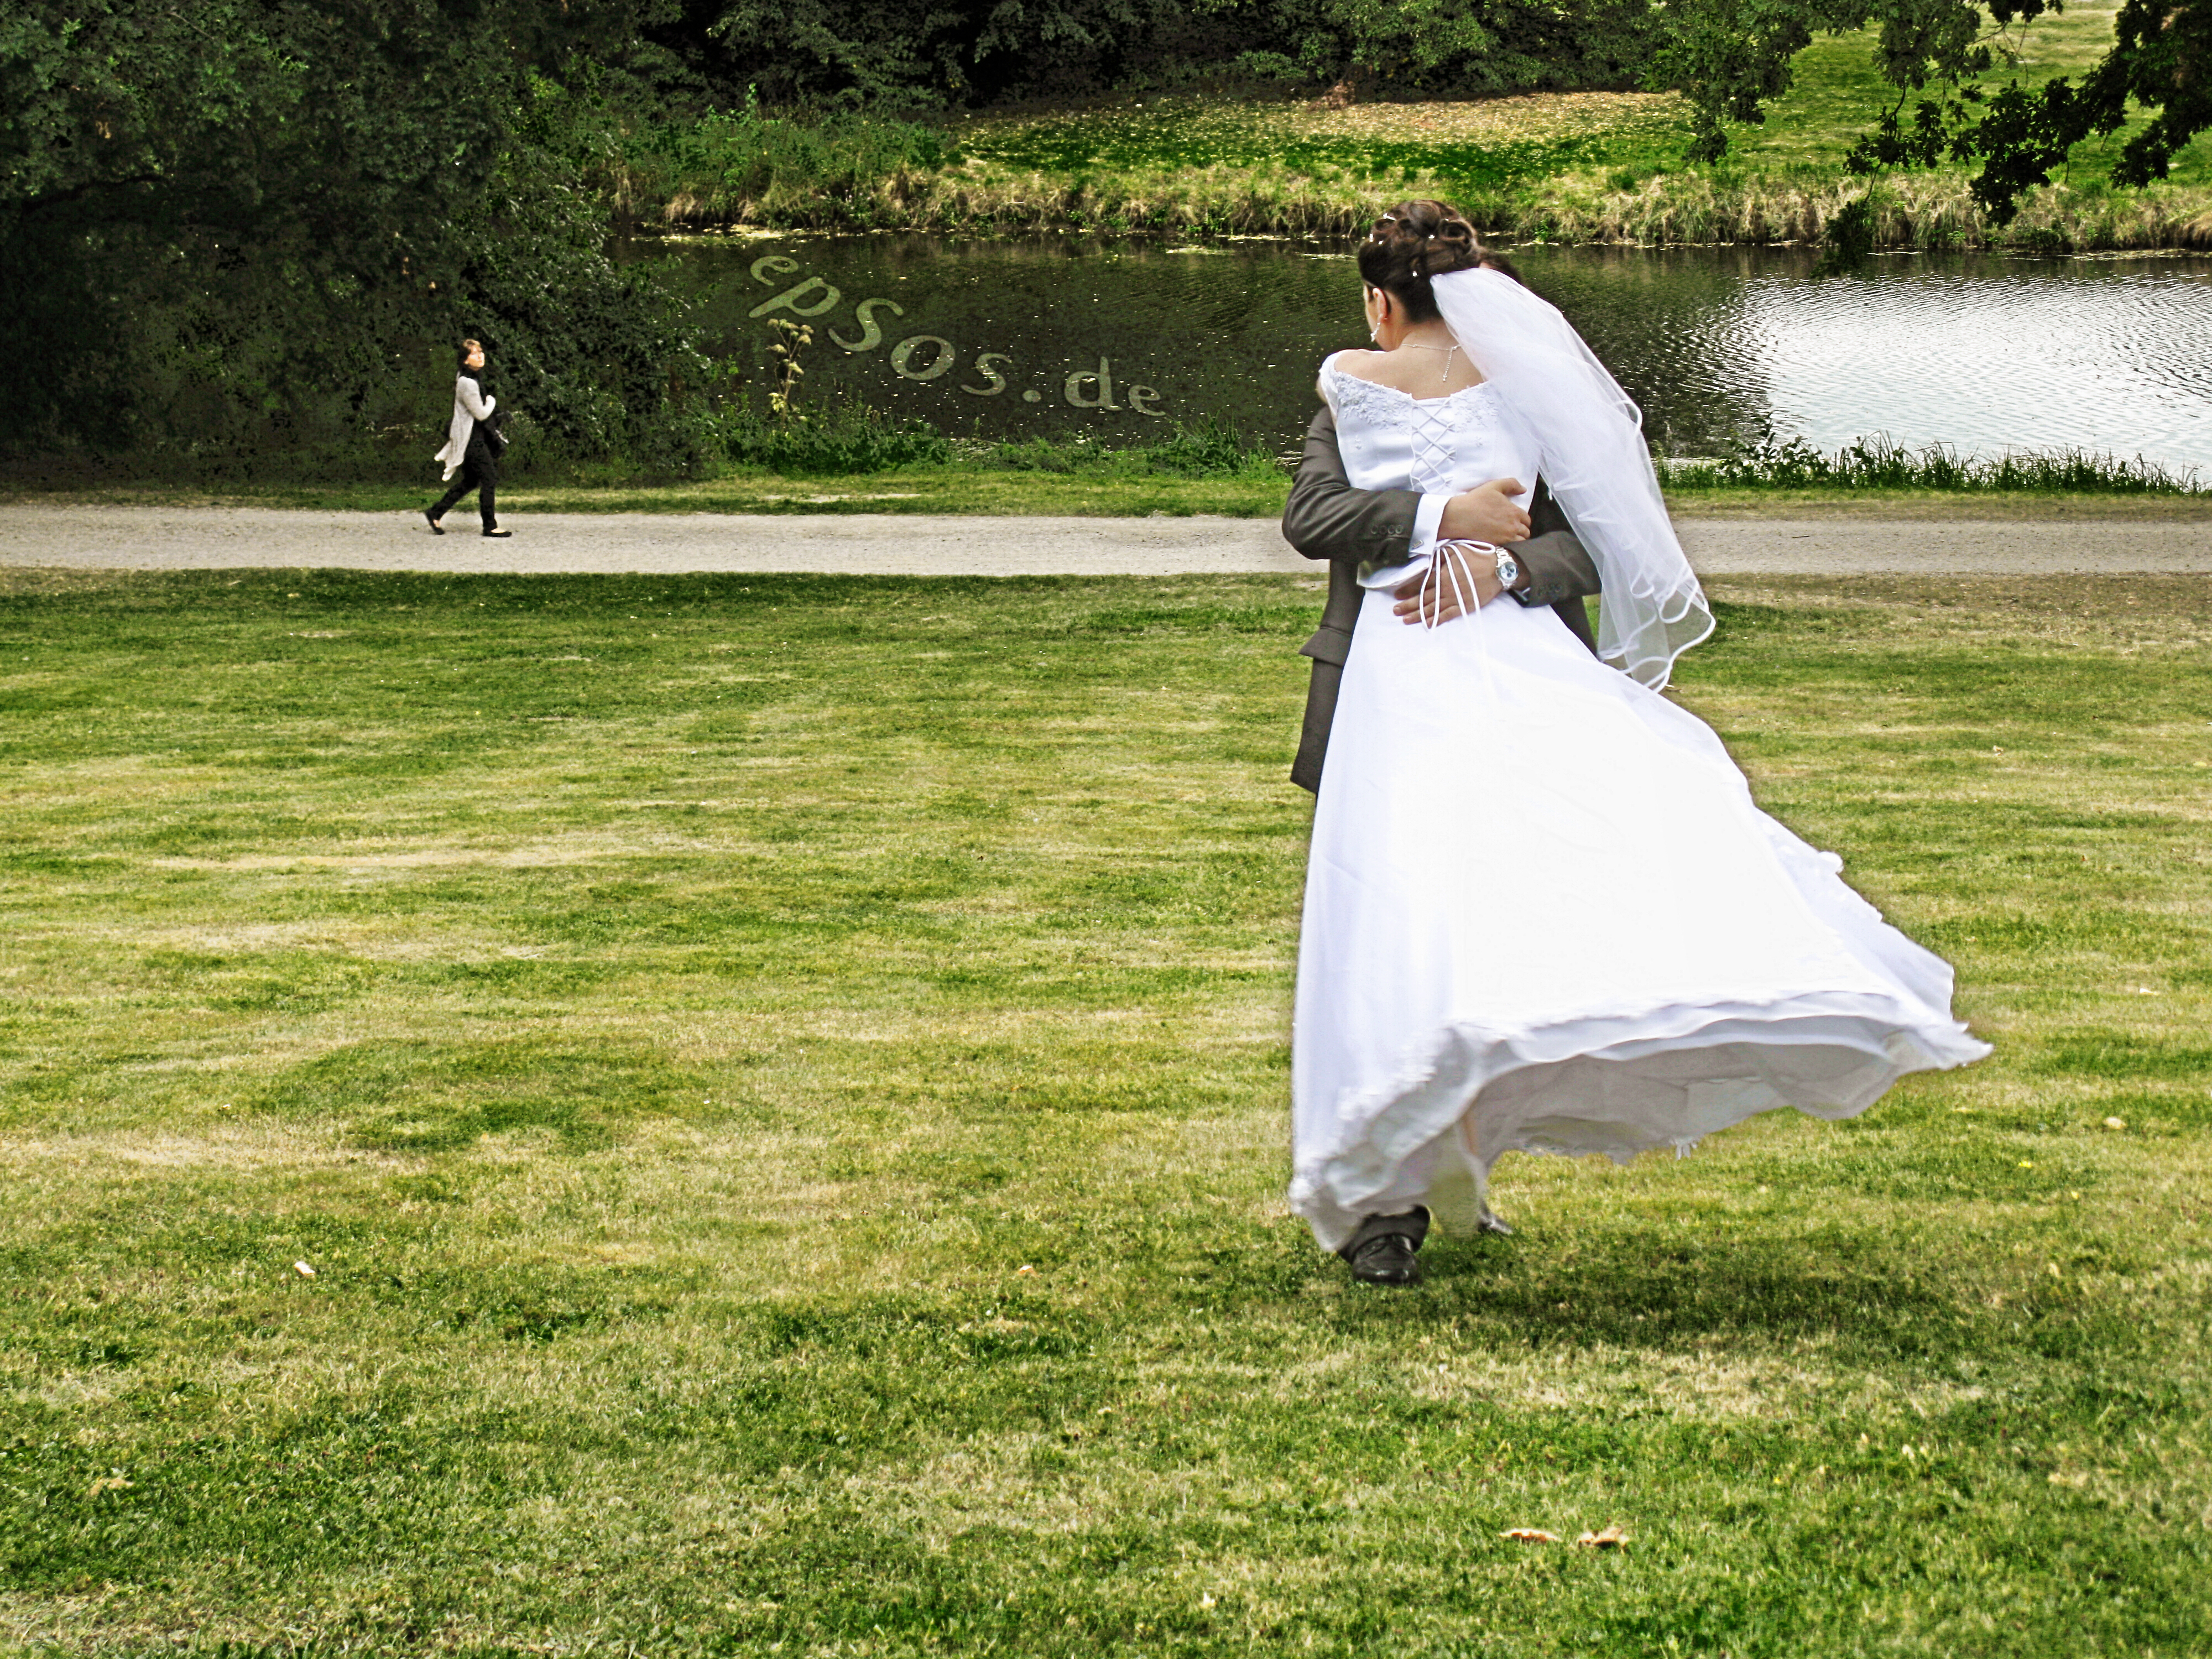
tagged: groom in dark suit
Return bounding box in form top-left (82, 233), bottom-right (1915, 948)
top-left (1279, 401), bottom-right (1603, 1282)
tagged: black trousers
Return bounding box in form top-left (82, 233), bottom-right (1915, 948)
top-left (430, 441), bottom-right (498, 530)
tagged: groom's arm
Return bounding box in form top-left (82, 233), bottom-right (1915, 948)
top-left (1281, 407), bottom-right (1423, 563)
top-left (1516, 485), bottom-right (1600, 608)
top-left (1519, 482), bottom-right (1600, 653)
top-left (1281, 408), bottom-right (1601, 611)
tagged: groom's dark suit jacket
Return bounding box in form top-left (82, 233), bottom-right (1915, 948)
top-left (1281, 405), bottom-right (1604, 792)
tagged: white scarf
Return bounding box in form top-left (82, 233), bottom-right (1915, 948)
top-left (433, 373), bottom-right (497, 481)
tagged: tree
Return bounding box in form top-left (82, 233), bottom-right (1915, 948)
top-left (1646, 0), bottom-right (1879, 162)
top-left (1646, 0), bottom-right (2210, 221)
top-left (0, 1), bottom-right (705, 466)
top-left (690, 0), bottom-right (1656, 108)
top-left (1966, 0), bottom-right (2211, 217)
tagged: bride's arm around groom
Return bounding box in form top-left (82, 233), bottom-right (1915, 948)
top-left (1280, 403), bottom-right (1603, 792)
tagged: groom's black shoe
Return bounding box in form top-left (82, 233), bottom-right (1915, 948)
top-left (1339, 1205), bottom-right (1431, 1286)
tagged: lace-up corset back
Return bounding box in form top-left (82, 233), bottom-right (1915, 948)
top-left (1319, 354), bottom-right (1537, 501)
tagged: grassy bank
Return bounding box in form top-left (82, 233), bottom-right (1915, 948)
top-left (6, 468), bottom-right (2209, 521)
top-left (3, 571), bottom-right (2211, 1653)
top-left (630, 2), bottom-right (2212, 248)
top-left (0, 469), bottom-right (1293, 518)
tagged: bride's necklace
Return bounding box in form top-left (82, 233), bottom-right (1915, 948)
top-left (1398, 341), bottom-right (1462, 384)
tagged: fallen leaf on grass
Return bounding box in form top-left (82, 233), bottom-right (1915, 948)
top-left (1576, 1526), bottom-right (1629, 1550)
top-left (1500, 1528), bottom-right (1561, 1543)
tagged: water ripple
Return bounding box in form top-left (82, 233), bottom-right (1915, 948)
top-left (657, 237), bottom-right (2212, 469)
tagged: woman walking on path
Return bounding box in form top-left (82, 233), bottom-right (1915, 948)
top-left (1284, 202), bottom-right (1989, 1285)
top-left (426, 338), bottom-right (511, 538)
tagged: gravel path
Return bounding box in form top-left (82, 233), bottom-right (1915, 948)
top-left (4, 505), bottom-right (2211, 576)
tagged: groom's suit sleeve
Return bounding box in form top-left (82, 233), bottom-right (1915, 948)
top-left (1280, 405), bottom-right (1601, 794)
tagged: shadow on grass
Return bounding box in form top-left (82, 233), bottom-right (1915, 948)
top-left (255, 1037), bottom-right (714, 1152)
top-left (1334, 1228), bottom-right (1996, 1361)
top-left (702, 1215), bottom-right (2044, 1369)
top-left (1430, 1220), bottom-right (2139, 1365)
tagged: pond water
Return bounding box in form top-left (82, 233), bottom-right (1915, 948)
top-left (654, 236), bottom-right (2212, 472)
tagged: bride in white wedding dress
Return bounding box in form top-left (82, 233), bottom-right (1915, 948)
top-left (1291, 204), bottom-right (1989, 1279)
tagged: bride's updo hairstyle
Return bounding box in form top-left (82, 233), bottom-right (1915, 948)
top-left (1358, 200), bottom-right (1519, 320)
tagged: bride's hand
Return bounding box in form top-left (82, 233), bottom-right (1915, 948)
top-left (1438, 478), bottom-right (1531, 544)
top-left (1393, 545), bottom-right (1502, 625)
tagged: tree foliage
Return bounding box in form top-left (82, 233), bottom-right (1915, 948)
top-left (0, 0), bottom-right (707, 468)
top-left (1989, 0), bottom-right (2212, 201)
top-left (691, 0), bottom-right (1656, 108)
top-left (1647, 0), bottom-right (2210, 220)
top-left (1241, 0), bottom-right (1660, 96)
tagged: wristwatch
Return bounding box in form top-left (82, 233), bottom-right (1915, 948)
top-left (1491, 546), bottom-right (1521, 594)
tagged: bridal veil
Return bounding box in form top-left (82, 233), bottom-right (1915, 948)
top-left (1431, 267), bottom-right (1714, 689)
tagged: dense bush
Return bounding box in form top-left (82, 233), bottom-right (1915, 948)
top-left (1233, 0), bottom-right (1660, 99)
top-left (0, 0), bottom-right (713, 477)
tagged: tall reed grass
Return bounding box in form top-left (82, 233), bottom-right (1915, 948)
top-left (721, 404), bottom-right (956, 474)
top-left (1664, 434), bottom-right (2206, 494)
top-left (646, 150), bottom-right (2212, 250)
top-left (1542, 170), bottom-right (2212, 251)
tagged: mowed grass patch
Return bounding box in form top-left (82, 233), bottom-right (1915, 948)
top-left (0, 569), bottom-right (2207, 1655)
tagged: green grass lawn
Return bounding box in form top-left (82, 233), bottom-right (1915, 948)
top-left (3, 570), bottom-right (2209, 1655)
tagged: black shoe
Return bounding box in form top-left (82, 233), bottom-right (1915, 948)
top-left (425, 511), bottom-right (444, 535)
top-left (482, 527), bottom-right (512, 538)
top-left (1338, 1205), bottom-right (1431, 1286)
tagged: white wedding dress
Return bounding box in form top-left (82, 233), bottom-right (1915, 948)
top-left (1291, 355), bottom-right (1989, 1251)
